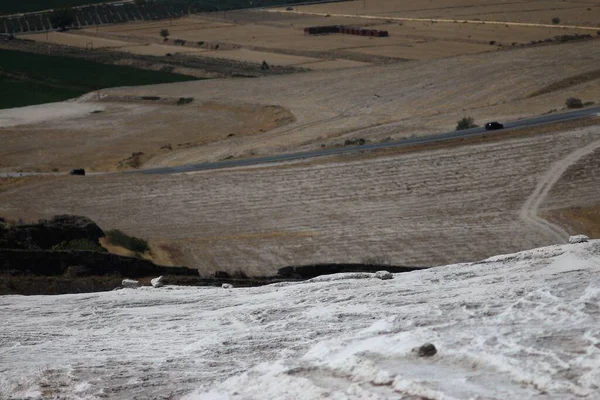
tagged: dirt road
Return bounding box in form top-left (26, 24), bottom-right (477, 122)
top-left (520, 138), bottom-right (600, 242)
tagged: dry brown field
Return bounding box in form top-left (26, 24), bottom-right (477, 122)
top-left (0, 100), bottom-right (293, 172)
top-left (288, 0), bottom-right (600, 27)
top-left (1, 124), bottom-right (598, 276)
top-left (20, 1), bottom-right (599, 68)
top-left (2, 40), bottom-right (599, 174)
top-left (3, 3), bottom-right (600, 275)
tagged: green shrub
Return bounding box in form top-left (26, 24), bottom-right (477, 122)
top-left (52, 239), bottom-right (107, 252)
top-left (552, 17), bottom-right (560, 24)
top-left (565, 97), bottom-right (583, 109)
top-left (456, 117), bottom-right (478, 130)
top-left (174, 39), bottom-right (186, 45)
top-left (105, 229), bottom-right (149, 253)
top-left (344, 138), bottom-right (366, 146)
top-left (177, 97), bottom-right (194, 105)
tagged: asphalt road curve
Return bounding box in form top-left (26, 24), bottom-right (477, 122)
top-left (134, 106), bottom-right (600, 175)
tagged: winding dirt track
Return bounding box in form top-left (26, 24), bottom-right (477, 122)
top-left (520, 139), bottom-right (600, 242)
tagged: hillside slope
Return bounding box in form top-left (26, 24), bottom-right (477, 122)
top-left (1, 240), bottom-right (598, 399)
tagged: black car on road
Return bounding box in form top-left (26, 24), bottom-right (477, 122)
top-left (485, 122), bottom-right (504, 131)
top-left (69, 168), bottom-right (85, 176)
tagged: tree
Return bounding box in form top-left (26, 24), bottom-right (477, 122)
top-left (456, 116), bottom-right (478, 131)
top-left (50, 8), bottom-right (76, 31)
top-left (565, 97), bottom-right (583, 109)
top-left (160, 29), bottom-right (170, 40)
top-left (552, 17), bottom-right (561, 24)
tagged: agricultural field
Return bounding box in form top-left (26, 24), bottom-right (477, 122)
top-left (2, 1), bottom-right (600, 276)
top-left (0, 48), bottom-right (198, 109)
top-left (2, 39), bottom-right (599, 171)
top-left (17, 0), bottom-right (598, 70)
top-left (1, 123), bottom-right (598, 276)
top-left (288, 0), bottom-right (600, 27)
top-left (0, 99), bottom-right (294, 172)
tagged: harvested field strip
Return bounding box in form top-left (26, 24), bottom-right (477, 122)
top-left (529, 69), bottom-right (600, 98)
top-left (257, 118), bottom-right (600, 171)
top-left (2, 126), bottom-right (598, 275)
top-left (0, 48), bottom-right (198, 109)
top-left (265, 9), bottom-right (600, 31)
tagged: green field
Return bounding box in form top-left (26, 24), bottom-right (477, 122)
top-left (0, 1), bottom-right (115, 15)
top-left (0, 49), bottom-right (199, 110)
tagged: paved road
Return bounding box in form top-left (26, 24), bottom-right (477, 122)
top-left (135, 107), bottom-right (600, 175)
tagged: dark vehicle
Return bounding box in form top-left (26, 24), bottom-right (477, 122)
top-left (485, 122), bottom-right (504, 131)
top-left (69, 168), bottom-right (85, 176)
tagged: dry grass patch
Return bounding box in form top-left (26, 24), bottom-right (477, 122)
top-left (2, 125), bottom-right (599, 275)
top-left (529, 69), bottom-right (600, 98)
top-left (0, 101), bottom-right (295, 172)
top-left (544, 205), bottom-right (600, 239)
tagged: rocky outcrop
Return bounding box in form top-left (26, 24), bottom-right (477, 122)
top-left (151, 276), bottom-right (164, 288)
top-left (0, 249), bottom-right (199, 295)
top-left (277, 264), bottom-right (420, 280)
top-left (375, 271), bottom-right (393, 280)
top-left (0, 215), bottom-right (104, 250)
top-left (0, 249), bottom-right (198, 277)
top-left (569, 235), bottom-right (589, 244)
top-left (122, 279), bottom-right (140, 288)
top-left (414, 343), bottom-right (437, 358)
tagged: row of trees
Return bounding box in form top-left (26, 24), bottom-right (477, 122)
top-left (49, 0), bottom-right (156, 30)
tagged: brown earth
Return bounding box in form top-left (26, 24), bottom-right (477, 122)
top-left (1, 124), bottom-right (598, 276)
top-left (0, 99), bottom-right (294, 172)
top-left (3, 7), bottom-right (600, 275)
top-left (289, 0), bottom-right (600, 27)
top-left (545, 205), bottom-right (600, 239)
top-left (529, 69), bottom-right (600, 98)
top-left (69, 39), bottom-right (600, 169)
top-left (540, 146), bottom-right (600, 237)
top-left (20, 4), bottom-right (600, 69)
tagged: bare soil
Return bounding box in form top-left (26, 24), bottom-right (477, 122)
top-left (20, 5), bottom-right (599, 69)
top-left (3, 5), bottom-right (600, 275)
top-left (541, 146), bottom-right (600, 237)
top-left (545, 205), bottom-right (600, 239)
top-left (290, 0), bottom-right (600, 27)
top-left (0, 99), bottom-right (294, 172)
top-left (1, 126), bottom-right (598, 276)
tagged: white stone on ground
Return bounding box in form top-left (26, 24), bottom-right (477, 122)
top-left (375, 270), bottom-right (393, 280)
top-left (122, 279), bottom-right (139, 288)
top-left (569, 234), bottom-right (589, 244)
top-left (151, 276), bottom-right (164, 288)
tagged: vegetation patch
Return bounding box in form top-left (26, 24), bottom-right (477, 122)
top-left (51, 238), bottom-right (107, 252)
top-left (0, 1), bottom-right (113, 15)
top-left (456, 116), bottom-right (478, 130)
top-left (105, 229), bottom-right (150, 254)
top-left (0, 49), bottom-right (197, 110)
top-left (176, 97), bottom-right (194, 105)
top-left (344, 138), bottom-right (367, 146)
top-left (565, 97), bottom-right (584, 109)
top-left (117, 152), bottom-right (146, 169)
